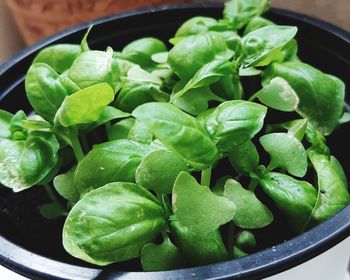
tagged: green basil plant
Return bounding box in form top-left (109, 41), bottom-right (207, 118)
top-left (0, 0), bottom-right (349, 272)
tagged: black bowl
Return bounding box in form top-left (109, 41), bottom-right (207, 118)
top-left (1, 4), bottom-right (350, 280)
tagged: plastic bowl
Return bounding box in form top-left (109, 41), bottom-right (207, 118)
top-left (0, 4), bottom-right (349, 280)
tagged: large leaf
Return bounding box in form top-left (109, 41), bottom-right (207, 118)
top-left (260, 132), bottom-right (307, 177)
top-left (133, 103), bottom-right (218, 169)
top-left (263, 61), bottom-right (345, 135)
top-left (259, 172), bottom-right (317, 233)
top-left (308, 151), bottom-right (350, 224)
top-left (74, 139), bottom-right (153, 196)
top-left (25, 63), bottom-right (68, 121)
top-left (63, 182), bottom-right (165, 265)
top-left (224, 179), bottom-right (273, 228)
top-left (54, 83), bottom-right (114, 127)
top-left (172, 172), bottom-right (236, 234)
top-left (205, 100), bottom-right (267, 153)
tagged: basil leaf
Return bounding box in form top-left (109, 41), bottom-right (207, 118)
top-left (256, 77), bottom-right (299, 112)
top-left (141, 238), bottom-right (185, 271)
top-left (128, 120), bottom-right (153, 144)
top-left (171, 59), bottom-right (234, 101)
top-left (0, 109), bottom-right (13, 138)
top-left (223, 0), bottom-right (270, 30)
top-left (33, 44), bottom-right (81, 74)
top-left (228, 140), bottom-right (259, 175)
top-left (175, 17), bottom-right (218, 38)
top-left (206, 100), bottom-right (267, 153)
top-left (224, 179), bottom-right (273, 228)
top-left (308, 151), bottom-right (350, 224)
top-left (53, 167), bottom-right (79, 202)
top-left (25, 63), bottom-right (68, 122)
top-left (74, 139), bottom-right (154, 196)
top-left (172, 172), bottom-right (236, 234)
top-left (133, 103), bottom-right (218, 169)
top-left (260, 133), bottom-right (307, 177)
top-left (136, 150), bottom-right (188, 195)
top-left (54, 83), bottom-right (114, 127)
top-left (259, 172), bottom-right (317, 233)
top-left (121, 37), bottom-right (167, 70)
top-left (40, 202), bottom-right (67, 220)
top-left (242, 26), bottom-right (298, 68)
top-left (243, 16), bottom-right (274, 35)
top-left (63, 182), bottom-right (165, 265)
top-left (107, 118), bottom-right (135, 141)
top-left (235, 230), bottom-right (257, 251)
top-left (171, 220), bottom-right (228, 266)
top-left (263, 61), bottom-right (345, 135)
top-left (168, 32), bottom-right (234, 81)
top-left (65, 49), bottom-right (114, 90)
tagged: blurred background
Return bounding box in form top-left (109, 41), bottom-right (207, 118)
top-left (1, 0), bottom-right (350, 64)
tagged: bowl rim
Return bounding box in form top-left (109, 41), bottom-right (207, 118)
top-left (0, 3), bottom-right (350, 280)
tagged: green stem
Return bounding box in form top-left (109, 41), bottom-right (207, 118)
top-left (80, 134), bottom-right (89, 154)
top-left (248, 90), bottom-right (261, 102)
top-left (227, 221), bottom-right (235, 259)
top-left (201, 167), bottom-right (212, 187)
top-left (248, 178), bottom-right (259, 192)
top-left (43, 184), bottom-right (60, 205)
top-left (70, 131), bottom-right (84, 162)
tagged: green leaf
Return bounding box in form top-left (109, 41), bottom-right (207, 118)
top-left (151, 52), bottom-right (168, 64)
top-left (228, 140), bottom-right (259, 175)
top-left (39, 202), bottom-right (67, 220)
top-left (263, 61), bottom-right (345, 135)
top-left (107, 118), bottom-right (135, 141)
top-left (235, 230), bottom-right (257, 251)
top-left (242, 26), bottom-right (298, 67)
top-left (141, 238), bottom-right (185, 271)
top-left (243, 16), bottom-right (274, 35)
top-left (136, 149), bottom-right (189, 195)
top-left (171, 59), bottom-right (234, 101)
top-left (256, 77), bottom-right (299, 112)
top-left (173, 86), bottom-right (223, 116)
top-left (65, 49), bottom-right (114, 90)
top-left (224, 179), bottom-right (273, 228)
top-left (133, 103), bottom-right (218, 169)
top-left (0, 110), bottom-right (13, 138)
top-left (25, 63), bottom-right (68, 121)
top-left (308, 151), bottom-right (350, 224)
top-left (125, 66), bottom-right (162, 85)
top-left (33, 44), bottom-right (81, 73)
top-left (128, 120), bottom-right (153, 144)
top-left (174, 16), bottom-right (218, 38)
top-left (87, 106), bottom-right (130, 129)
top-left (53, 167), bottom-right (79, 202)
top-left (54, 83), bottom-right (114, 127)
top-left (63, 182), bottom-right (165, 265)
top-left (74, 139), bottom-right (154, 196)
top-left (287, 119), bottom-right (307, 141)
top-left (172, 172), bottom-right (236, 235)
top-left (223, 0), bottom-right (270, 30)
top-left (121, 37), bottom-right (167, 69)
top-left (260, 132), bottom-right (307, 177)
top-left (168, 32), bottom-right (234, 81)
top-left (170, 220), bottom-right (228, 266)
top-left (205, 100), bottom-right (267, 153)
top-left (305, 123), bottom-right (329, 155)
top-left (259, 172), bottom-right (317, 233)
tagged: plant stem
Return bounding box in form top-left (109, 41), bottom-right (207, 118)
top-left (248, 90), bottom-right (261, 102)
top-left (70, 131), bottom-right (84, 162)
top-left (201, 167), bottom-right (212, 187)
top-left (43, 184), bottom-right (60, 205)
top-left (248, 178), bottom-right (259, 192)
top-left (227, 221), bottom-right (235, 259)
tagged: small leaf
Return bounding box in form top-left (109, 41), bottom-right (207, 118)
top-left (259, 172), bottom-right (317, 233)
top-left (151, 52), bottom-right (168, 64)
top-left (228, 140), bottom-right (259, 175)
top-left (235, 230), bottom-right (257, 251)
top-left (308, 151), bottom-right (350, 224)
top-left (107, 118), bottom-right (135, 141)
top-left (53, 167), bottom-right (79, 202)
top-left (260, 132), bottom-right (307, 177)
top-left (224, 179), bottom-right (273, 229)
top-left (172, 172), bottom-right (236, 235)
top-left (256, 77), bottom-right (299, 112)
top-left (54, 83), bottom-right (114, 127)
top-left (40, 202), bottom-right (66, 220)
top-left (128, 120), bottom-right (153, 144)
top-left (141, 238), bottom-right (185, 271)
top-left (125, 66), bottom-right (162, 85)
top-left (136, 150), bottom-right (189, 195)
